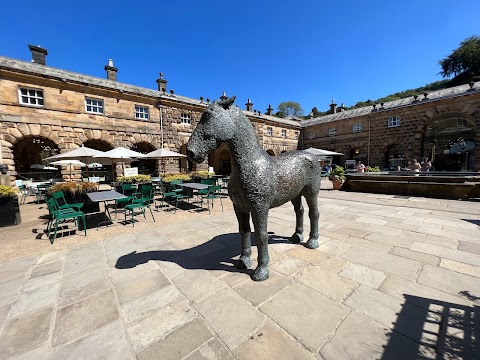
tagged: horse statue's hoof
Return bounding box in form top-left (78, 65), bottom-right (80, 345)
top-left (290, 232), bottom-right (303, 243)
top-left (251, 267), bottom-right (269, 281)
top-left (304, 238), bottom-right (319, 249)
top-left (235, 256), bottom-right (251, 269)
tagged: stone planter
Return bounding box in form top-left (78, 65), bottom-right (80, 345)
top-left (0, 196), bottom-right (21, 227)
top-left (331, 180), bottom-right (343, 190)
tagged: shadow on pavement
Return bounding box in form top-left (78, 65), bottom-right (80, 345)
top-left (381, 294), bottom-right (479, 359)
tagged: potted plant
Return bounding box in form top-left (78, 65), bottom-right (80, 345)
top-left (0, 185), bottom-right (21, 227)
top-left (190, 170), bottom-right (215, 183)
top-left (116, 174), bottom-right (152, 192)
top-left (47, 182), bottom-right (100, 213)
top-left (328, 166), bottom-right (345, 190)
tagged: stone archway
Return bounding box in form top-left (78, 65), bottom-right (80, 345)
top-left (130, 142), bottom-right (157, 175)
top-left (83, 139), bottom-right (114, 181)
top-left (384, 143), bottom-right (405, 170)
top-left (180, 144), bottom-right (195, 172)
top-left (266, 149), bottom-right (275, 156)
top-left (422, 113), bottom-right (476, 171)
top-left (12, 136), bottom-right (60, 181)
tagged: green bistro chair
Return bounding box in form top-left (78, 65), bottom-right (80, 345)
top-left (45, 198), bottom-right (86, 244)
top-left (168, 181), bottom-right (188, 213)
top-left (115, 184), bottom-right (137, 212)
top-left (204, 185), bottom-right (223, 214)
top-left (193, 179), bottom-right (213, 204)
top-left (52, 191), bottom-right (84, 212)
top-left (36, 184), bottom-right (51, 203)
top-left (154, 183), bottom-right (177, 210)
top-left (124, 188), bottom-right (156, 226)
top-left (18, 185), bottom-right (34, 205)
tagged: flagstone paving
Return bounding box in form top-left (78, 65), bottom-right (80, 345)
top-left (0, 184), bottom-right (479, 359)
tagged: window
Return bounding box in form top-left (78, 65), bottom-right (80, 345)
top-left (85, 98), bottom-right (104, 114)
top-left (294, 131), bottom-right (299, 140)
top-left (281, 129), bottom-right (287, 138)
top-left (135, 105), bottom-right (149, 120)
top-left (18, 87), bottom-right (44, 106)
top-left (308, 131), bottom-right (315, 139)
top-left (388, 116), bottom-right (401, 127)
top-left (329, 128), bottom-right (337, 136)
top-left (352, 123), bottom-right (362, 133)
top-left (180, 113), bottom-right (191, 125)
top-left (266, 127), bottom-right (272, 136)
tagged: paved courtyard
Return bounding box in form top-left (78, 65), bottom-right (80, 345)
top-left (0, 184), bottom-right (479, 359)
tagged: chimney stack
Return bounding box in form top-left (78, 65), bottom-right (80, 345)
top-left (245, 98), bottom-right (253, 112)
top-left (220, 91), bottom-right (228, 101)
top-left (156, 72), bottom-right (167, 93)
top-left (28, 45), bottom-right (48, 65)
top-left (266, 104), bottom-right (273, 116)
top-left (104, 59), bottom-right (118, 81)
top-left (329, 99), bottom-right (337, 114)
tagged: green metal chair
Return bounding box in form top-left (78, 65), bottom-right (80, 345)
top-left (115, 184), bottom-right (137, 211)
top-left (45, 198), bottom-right (86, 244)
top-left (204, 185), bottom-right (223, 214)
top-left (154, 183), bottom-right (177, 211)
top-left (18, 185), bottom-right (34, 205)
top-left (52, 191), bottom-right (84, 211)
top-left (124, 188), bottom-right (156, 226)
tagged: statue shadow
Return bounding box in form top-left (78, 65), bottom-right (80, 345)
top-left (115, 231), bottom-right (298, 275)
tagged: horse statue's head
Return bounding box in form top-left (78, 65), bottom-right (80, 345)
top-left (187, 96), bottom-right (237, 164)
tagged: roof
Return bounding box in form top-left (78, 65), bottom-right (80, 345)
top-left (0, 56), bottom-right (301, 127)
top-left (300, 81), bottom-right (480, 127)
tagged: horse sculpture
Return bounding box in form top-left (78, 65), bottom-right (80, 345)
top-left (187, 96), bottom-right (321, 281)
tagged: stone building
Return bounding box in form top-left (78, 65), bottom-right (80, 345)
top-left (0, 46), bottom-right (301, 185)
top-left (301, 84), bottom-right (480, 171)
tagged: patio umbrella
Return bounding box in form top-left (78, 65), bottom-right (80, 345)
top-left (140, 148), bottom-right (186, 173)
top-left (93, 147), bottom-right (144, 179)
top-left (30, 164), bottom-right (58, 170)
top-left (50, 159), bottom-right (86, 179)
top-left (303, 147), bottom-right (345, 156)
top-left (45, 145), bottom-right (106, 177)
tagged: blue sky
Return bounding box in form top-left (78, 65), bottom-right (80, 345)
top-left (1, 0), bottom-right (478, 115)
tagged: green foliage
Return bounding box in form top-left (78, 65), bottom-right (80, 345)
top-left (0, 185), bottom-right (17, 198)
top-left (191, 171), bottom-right (215, 179)
top-left (439, 35), bottom-right (480, 80)
top-left (161, 172), bottom-right (192, 183)
top-left (366, 166), bottom-right (381, 172)
top-left (328, 166), bottom-right (345, 182)
top-left (48, 182), bottom-right (98, 197)
top-left (276, 101), bottom-right (304, 118)
top-left (117, 175), bottom-right (152, 184)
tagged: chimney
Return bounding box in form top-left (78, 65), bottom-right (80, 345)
top-left (329, 99), bottom-right (337, 114)
top-left (245, 98), bottom-right (253, 112)
top-left (28, 45), bottom-right (48, 65)
top-left (104, 59), bottom-right (118, 81)
top-left (266, 104), bottom-right (273, 116)
top-left (156, 72), bottom-right (167, 93)
top-left (220, 91), bottom-right (228, 101)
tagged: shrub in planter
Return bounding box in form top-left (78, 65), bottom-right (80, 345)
top-left (116, 174), bottom-right (152, 184)
top-left (0, 185), bottom-right (21, 227)
top-left (47, 182), bottom-right (100, 213)
top-left (161, 172), bottom-right (192, 183)
top-left (328, 166), bottom-right (346, 190)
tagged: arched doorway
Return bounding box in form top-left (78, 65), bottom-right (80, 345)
top-left (13, 136), bottom-right (60, 181)
top-left (83, 140), bottom-right (114, 181)
top-left (266, 149), bottom-right (275, 156)
top-left (130, 142), bottom-right (157, 175)
top-left (422, 113), bottom-right (476, 171)
top-left (180, 144), bottom-right (195, 172)
top-left (384, 144), bottom-right (405, 170)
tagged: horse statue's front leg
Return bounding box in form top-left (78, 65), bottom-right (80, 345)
top-left (290, 195), bottom-right (304, 243)
top-left (304, 193), bottom-right (320, 249)
top-left (233, 205), bottom-right (252, 269)
top-left (251, 207), bottom-right (270, 281)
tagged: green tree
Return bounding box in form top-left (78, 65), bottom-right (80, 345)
top-left (439, 35), bottom-right (480, 84)
top-left (276, 101), bottom-right (304, 118)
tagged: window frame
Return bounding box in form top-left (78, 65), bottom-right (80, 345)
top-left (85, 97), bottom-right (104, 114)
top-left (135, 105), bottom-right (149, 120)
top-left (281, 129), bottom-right (287, 138)
top-left (266, 127), bottom-right (272, 136)
top-left (388, 116), bottom-right (401, 128)
top-left (294, 131), bottom-right (299, 140)
top-left (328, 128), bottom-right (337, 136)
top-left (308, 131), bottom-right (315, 139)
top-left (352, 123), bottom-right (363, 133)
top-left (180, 113), bottom-right (191, 125)
top-left (18, 87), bottom-right (44, 107)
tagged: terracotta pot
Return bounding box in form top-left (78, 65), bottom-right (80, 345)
top-left (332, 180), bottom-right (343, 190)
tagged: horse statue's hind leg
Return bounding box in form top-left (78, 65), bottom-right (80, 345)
top-left (233, 205), bottom-right (252, 269)
top-left (304, 186), bottom-right (320, 249)
top-left (251, 207), bottom-right (270, 281)
top-left (290, 195), bottom-right (304, 243)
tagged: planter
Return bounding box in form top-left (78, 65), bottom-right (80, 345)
top-left (331, 180), bottom-right (343, 190)
top-left (0, 196), bottom-right (21, 227)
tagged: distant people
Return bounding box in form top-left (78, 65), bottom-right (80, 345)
top-left (356, 161), bottom-right (366, 173)
top-left (324, 165), bottom-right (330, 173)
top-left (396, 166), bottom-right (401, 172)
top-left (409, 159), bottom-right (421, 172)
top-left (421, 158), bottom-right (432, 172)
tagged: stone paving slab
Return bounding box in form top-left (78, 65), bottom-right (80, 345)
top-left (0, 188), bottom-right (479, 359)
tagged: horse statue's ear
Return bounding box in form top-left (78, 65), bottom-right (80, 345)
top-left (219, 96), bottom-right (236, 110)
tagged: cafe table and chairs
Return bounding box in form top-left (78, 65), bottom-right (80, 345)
top-left (176, 182), bottom-right (209, 212)
top-left (86, 190), bottom-right (128, 228)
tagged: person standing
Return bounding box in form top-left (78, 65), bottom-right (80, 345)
top-left (421, 158), bottom-right (431, 172)
top-left (356, 161), bottom-right (366, 173)
top-left (409, 159), bottom-right (421, 172)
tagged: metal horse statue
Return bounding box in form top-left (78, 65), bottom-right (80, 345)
top-left (187, 96), bottom-right (321, 281)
